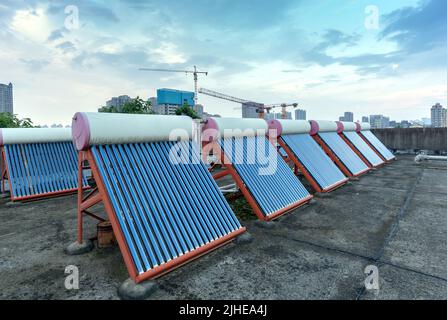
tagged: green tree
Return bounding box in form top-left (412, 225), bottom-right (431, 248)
top-left (98, 96), bottom-right (155, 114)
top-left (0, 113), bottom-right (34, 128)
top-left (175, 101), bottom-right (200, 119)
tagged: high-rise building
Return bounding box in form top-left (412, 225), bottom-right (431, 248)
top-left (295, 109), bottom-right (306, 120)
top-left (155, 88), bottom-right (195, 115)
top-left (431, 103), bottom-right (445, 128)
top-left (0, 82), bottom-right (13, 114)
top-left (370, 115), bottom-right (390, 128)
top-left (342, 111), bottom-right (354, 122)
top-left (362, 116), bottom-right (369, 123)
top-left (102, 95), bottom-right (132, 112)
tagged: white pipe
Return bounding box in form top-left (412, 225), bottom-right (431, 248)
top-left (415, 154), bottom-right (447, 163)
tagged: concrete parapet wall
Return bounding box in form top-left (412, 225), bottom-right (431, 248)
top-left (372, 128), bottom-right (447, 152)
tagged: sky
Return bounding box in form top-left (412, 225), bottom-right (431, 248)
top-left (0, 0), bottom-right (446, 126)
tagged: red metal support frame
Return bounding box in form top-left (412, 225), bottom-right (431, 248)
top-left (1, 146), bottom-right (87, 202)
top-left (77, 149), bottom-right (246, 283)
top-left (208, 141), bottom-right (312, 221)
top-left (1, 147), bottom-right (14, 199)
top-left (276, 137), bottom-right (348, 193)
top-left (276, 138), bottom-right (322, 192)
top-left (77, 150), bottom-right (138, 281)
top-left (311, 134), bottom-right (354, 177)
top-left (338, 133), bottom-right (384, 168)
top-left (357, 132), bottom-right (390, 162)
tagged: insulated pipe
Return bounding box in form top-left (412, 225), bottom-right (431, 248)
top-left (72, 112), bottom-right (193, 151)
top-left (336, 121), bottom-right (357, 133)
top-left (267, 119), bottom-right (310, 138)
top-left (415, 154), bottom-right (447, 163)
top-left (202, 117), bottom-right (268, 141)
top-left (309, 120), bottom-right (338, 136)
top-left (0, 128), bottom-right (72, 146)
top-left (358, 122), bottom-right (371, 132)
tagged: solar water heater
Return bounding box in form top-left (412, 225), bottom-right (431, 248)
top-left (357, 122), bottom-right (396, 161)
top-left (309, 120), bottom-right (370, 177)
top-left (203, 117), bottom-right (312, 221)
top-left (0, 128), bottom-right (87, 201)
top-left (267, 119), bottom-right (348, 193)
top-left (71, 112), bottom-right (245, 284)
top-left (336, 121), bottom-right (385, 168)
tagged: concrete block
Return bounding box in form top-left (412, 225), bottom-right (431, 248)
top-left (118, 278), bottom-right (158, 300)
top-left (254, 220), bottom-right (277, 229)
top-left (314, 192), bottom-right (331, 198)
top-left (65, 240), bottom-right (94, 255)
top-left (234, 232), bottom-right (253, 245)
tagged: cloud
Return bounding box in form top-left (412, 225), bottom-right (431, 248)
top-left (380, 0), bottom-right (447, 53)
top-left (56, 41), bottom-right (76, 53)
top-left (47, 29), bottom-right (64, 41)
top-left (314, 29), bottom-right (360, 51)
top-left (19, 58), bottom-right (50, 71)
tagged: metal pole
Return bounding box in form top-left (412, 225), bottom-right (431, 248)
top-left (193, 65), bottom-right (198, 106)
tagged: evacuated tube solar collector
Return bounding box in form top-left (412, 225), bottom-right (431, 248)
top-left (336, 121), bottom-right (385, 168)
top-left (309, 120), bottom-right (371, 177)
top-left (0, 127), bottom-right (87, 201)
top-left (267, 119), bottom-right (348, 193)
top-left (203, 117), bottom-right (313, 221)
top-left (71, 112), bottom-right (245, 283)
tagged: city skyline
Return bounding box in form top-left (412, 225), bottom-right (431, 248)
top-left (0, 1), bottom-right (446, 125)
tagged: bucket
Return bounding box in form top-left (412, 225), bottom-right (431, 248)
top-left (97, 221), bottom-right (116, 248)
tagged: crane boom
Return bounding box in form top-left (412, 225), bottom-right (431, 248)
top-left (139, 65), bottom-right (208, 105)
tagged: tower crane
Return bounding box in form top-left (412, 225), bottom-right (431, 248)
top-left (139, 66), bottom-right (208, 105)
top-left (199, 87), bottom-right (298, 119)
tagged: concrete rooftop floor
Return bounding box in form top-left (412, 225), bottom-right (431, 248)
top-left (0, 155), bottom-right (446, 300)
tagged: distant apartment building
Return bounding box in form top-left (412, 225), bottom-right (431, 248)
top-left (344, 112), bottom-right (353, 122)
top-left (156, 105), bottom-right (179, 115)
top-left (400, 120), bottom-right (410, 128)
top-left (148, 96), bottom-right (157, 107)
top-left (0, 82), bottom-right (13, 114)
top-left (155, 88), bottom-right (195, 115)
top-left (431, 103), bottom-right (446, 128)
top-left (339, 111), bottom-right (353, 122)
top-left (295, 109), bottom-right (306, 120)
top-left (362, 116), bottom-right (369, 123)
top-left (103, 95), bottom-right (132, 112)
top-left (370, 115), bottom-right (390, 128)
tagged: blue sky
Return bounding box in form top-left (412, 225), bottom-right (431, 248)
top-left (0, 0), bottom-right (446, 125)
